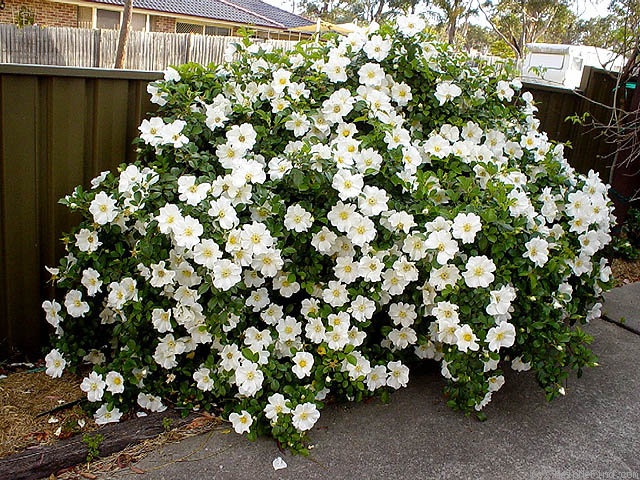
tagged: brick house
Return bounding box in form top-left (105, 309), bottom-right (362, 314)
top-left (0, 0), bottom-right (314, 39)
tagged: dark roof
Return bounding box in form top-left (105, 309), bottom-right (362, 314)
top-left (88, 0), bottom-right (314, 29)
top-left (223, 0), bottom-right (313, 28)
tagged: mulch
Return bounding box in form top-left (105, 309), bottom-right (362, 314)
top-left (611, 257), bottom-right (640, 285)
top-left (0, 368), bottom-right (89, 458)
top-left (0, 364), bottom-right (221, 479)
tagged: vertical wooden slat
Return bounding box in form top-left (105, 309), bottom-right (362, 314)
top-left (0, 75), bottom-right (44, 359)
top-left (46, 77), bottom-right (87, 270)
top-left (91, 78), bottom-right (130, 175)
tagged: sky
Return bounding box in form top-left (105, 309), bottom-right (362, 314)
top-left (262, 0), bottom-right (611, 21)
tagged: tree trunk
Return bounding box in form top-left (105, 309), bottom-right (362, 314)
top-left (518, 0), bottom-right (526, 60)
top-left (374, 0), bottom-right (386, 21)
top-left (114, 0), bottom-right (134, 69)
top-left (448, 19), bottom-right (457, 44)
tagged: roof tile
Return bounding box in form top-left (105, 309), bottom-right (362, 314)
top-left (88, 0), bottom-right (313, 29)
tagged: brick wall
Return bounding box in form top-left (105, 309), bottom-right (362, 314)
top-left (0, 0), bottom-right (77, 27)
top-left (150, 15), bottom-right (175, 33)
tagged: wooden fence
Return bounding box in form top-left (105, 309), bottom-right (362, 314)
top-left (0, 65), bottom-right (160, 359)
top-left (0, 64), bottom-right (621, 359)
top-left (0, 24), bottom-right (298, 70)
top-left (524, 66), bottom-right (619, 182)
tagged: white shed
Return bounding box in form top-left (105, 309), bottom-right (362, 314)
top-left (522, 43), bottom-right (625, 90)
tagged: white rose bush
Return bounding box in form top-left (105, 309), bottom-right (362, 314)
top-left (43, 17), bottom-right (614, 452)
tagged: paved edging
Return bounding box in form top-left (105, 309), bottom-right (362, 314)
top-left (602, 283), bottom-right (640, 335)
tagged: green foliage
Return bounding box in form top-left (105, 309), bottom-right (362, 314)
top-left (480, 0), bottom-right (577, 58)
top-left (161, 416), bottom-right (174, 432)
top-left (565, 112), bottom-right (591, 126)
top-left (489, 39), bottom-right (515, 58)
top-left (82, 433), bottom-right (104, 463)
top-left (14, 7), bottom-right (35, 28)
top-left (624, 207), bottom-right (640, 248)
top-left (300, 0), bottom-right (423, 22)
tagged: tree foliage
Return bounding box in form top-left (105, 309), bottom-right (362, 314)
top-left (300, 0), bottom-right (424, 22)
top-left (478, 0), bottom-right (578, 59)
top-left (429, 0), bottom-right (477, 44)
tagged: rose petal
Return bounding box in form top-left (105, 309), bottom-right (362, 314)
top-left (272, 457), bottom-right (287, 471)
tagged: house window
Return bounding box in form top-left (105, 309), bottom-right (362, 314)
top-left (78, 7), bottom-right (149, 31)
top-left (131, 13), bottom-right (147, 32)
top-left (77, 6), bottom-right (92, 29)
top-left (205, 25), bottom-right (231, 36)
top-left (96, 9), bottom-right (121, 30)
top-left (175, 23), bottom-right (232, 36)
top-left (176, 22), bottom-right (204, 34)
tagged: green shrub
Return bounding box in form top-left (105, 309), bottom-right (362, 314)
top-left (42, 17), bottom-right (613, 452)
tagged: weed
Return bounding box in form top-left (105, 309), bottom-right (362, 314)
top-left (82, 433), bottom-right (104, 463)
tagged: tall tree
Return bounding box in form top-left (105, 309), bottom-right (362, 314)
top-left (463, 24), bottom-right (498, 54)
top-left (429, 0), bottom-right (476, 44)
top-left (478, 0), bottom-right (576, 60)
top-left (114, 0), bottom-right (134, 69)
top-left (300, 0), bottom-right (424, 22)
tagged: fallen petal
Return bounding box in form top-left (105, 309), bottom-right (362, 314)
top-left (272, 456), bottom-right (287, 471)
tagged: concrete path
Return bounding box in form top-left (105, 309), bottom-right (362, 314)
top-left (107, 287), bottom-right (640, 480)
top-left (603, 283), bottom-right (640, 334)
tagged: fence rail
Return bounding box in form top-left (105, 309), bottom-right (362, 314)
top-left (0, 24), bottom-right (298, 70)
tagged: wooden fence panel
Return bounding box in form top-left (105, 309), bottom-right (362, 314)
top-left (0, 65), bottom-right (161, 359)
top-left (0, 74), bottom-right (42, 357)
top-left (0, 24), bottom-right (297, 70)
top-left (524, 67), bottom-right (618, 181)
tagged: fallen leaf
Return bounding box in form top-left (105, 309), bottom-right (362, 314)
top-left (220, 428), bottom-right (232, 434)
top-left (30, 431), bottom-right (49, 442)
top-left (58, 430), bottom-right (74, 440)
top-left (187, 416), bottom-right (216, 429)
top-left (130, 465), bottom-right (146, 474)
top-left (79, 472), bottom-right (97, 479)
top-left (55, 466), bottom-right (75, 475)
top-left (117, 453), bottom-right (132, 468)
